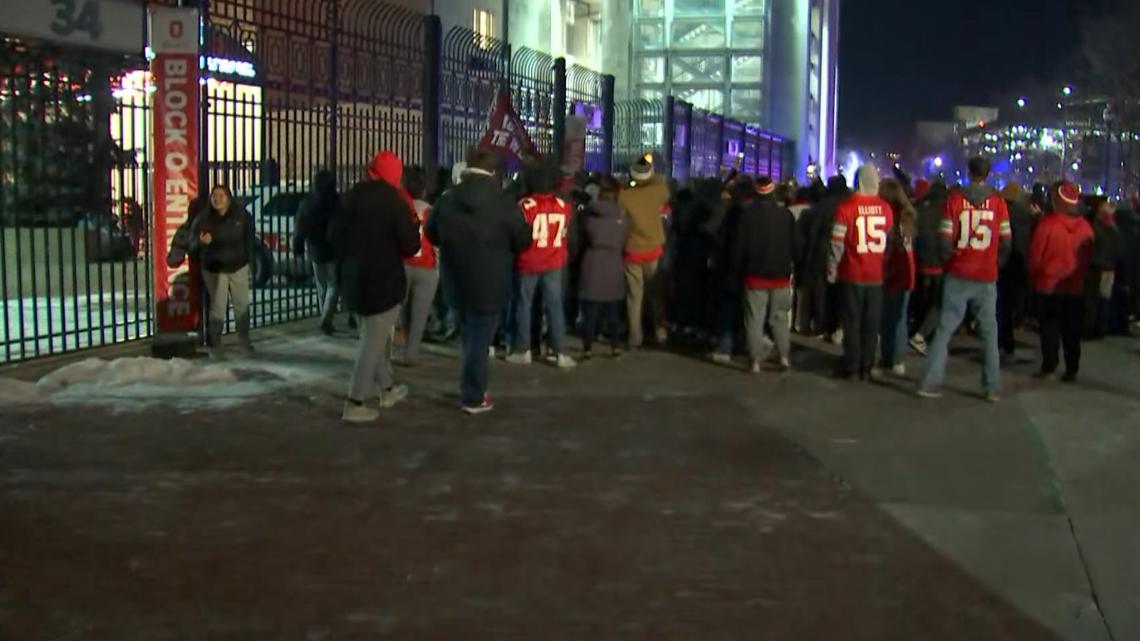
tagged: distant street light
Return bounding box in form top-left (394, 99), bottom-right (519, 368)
top-left (1062, 86), bottom-right (1073, 96)
top-left (1017, 98), bottom-right (1027, 109)
top-left (933, 156), bottom-right (943, 168)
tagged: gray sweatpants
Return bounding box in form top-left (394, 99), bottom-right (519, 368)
top-left (744, 287), bottom-right (792, 362)
top-left (348, 305), bottom-right (399, 402)
top-left (312, 260), bottom-right (339, 327)
top-left (402, 265), bottom-right (439, 360)
top-left (202, 266), bottom-right (251, 322)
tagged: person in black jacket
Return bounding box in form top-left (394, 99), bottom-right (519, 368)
top-left (908, 181), bottom-right (949, 354)
top-left (731, 176), bottom-right (800, 373)
top-left (997, 183), bottom-right (1034, 359)
top-left (426, 147), bottom-right (531, 415)
top-left (294, 169), bottom-right (341, 335)
top-left (797, 176), bottom-right (849, 339)
top-left (709, 176), bottom-right (754, 362)
top-left (332, 150), bottom-right (421, 423)
top-left (190, 185), bottom-right (255, 360)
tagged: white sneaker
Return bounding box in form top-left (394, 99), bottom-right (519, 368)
top-left (908, 335), bottom-right (927, 355)
top-left (379, 384), bottom-right (408, 409)
top-left (778, 357), bottom-right (791, 372)
top-left (555, 354), bottom-right (577, 369)
top-left (506, 350), bottom-right (532, 365)
top-left (868, 367), bottom-right (884, 381)
top-left (749, 360), bottom-right (761, 374)
top-left (915, 388), bottom-right (943, 399)
top-left (890, 363), bottom-right (907, 377)
top-left (830, 329), bottom-right (844, 345)
top-left (488, 346), bottom-right (496, 358)
top-left (710, 352), bottom-right (732, 365)
top-left (342, 402), bottom-right (380, 423)
top-left (655, 327), bottom-right (669, 345)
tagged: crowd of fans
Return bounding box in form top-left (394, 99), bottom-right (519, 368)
top-left (190, 145), bottom-right (1140, 422)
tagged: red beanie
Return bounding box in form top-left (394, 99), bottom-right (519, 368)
top-left (368, 150), bottom-right (403, 187)
top-left (1052, 181), bottom-right (1080, 212)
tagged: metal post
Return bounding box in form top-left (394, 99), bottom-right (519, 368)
top-left (715, 117), bottom-right (725, 176)
top-left (198, 0), bottom-right (209, 198)
top-left (601, 74), bottom-right (615, 174)
top-left (553, 57), bottom-right (567, 167)
top-left (423, 15), bottom-right (442, 175)
top-left (683, 102), bottom-right (693, 181)
top-left (663, 95), bottom-right (675, 178)
top-left (328, 0), bottom-right (338, 176)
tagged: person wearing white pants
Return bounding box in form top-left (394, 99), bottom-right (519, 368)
top-left (191, 184), bottom-right (255, 360)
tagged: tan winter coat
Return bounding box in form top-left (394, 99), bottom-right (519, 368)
top-left (618, 176), bottom-right (669, 253)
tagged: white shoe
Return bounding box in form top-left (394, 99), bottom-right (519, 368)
top-left (830, 329), bottom-right (844, 345)
top-left (749, 360), bottom-right (761, 374)
top-left (710, 352), bottom-right (732, 365)
top-left (908, 335), bottom-right (927, 355)
top-left (915, 388), bottom-right (943, 399)
top-left (890, 363), bottom-right (907, 377)
top-left (655, 327), bottom-right (669, 345)
top-left (506, 350), bottom-right (532, 365)
top-left (488, 346), bottom-right (496, 358)
top-left (868, 367), bottom-right (884, 381)
top-left (555, 354), bottom-right (577, 369)
top-left (778, 357), bottom-right (791, 372)
top-left (379, 384), bottom-right (408, 409)
top-left (342, 402), bottom-right (380, 423)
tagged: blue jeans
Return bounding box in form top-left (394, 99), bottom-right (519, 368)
top-left (513, 269), bottom-right (566, 355)
top-left (458, 311), bottom-right (498, 406)
top-left (919, 275), bottom-right (1000, 394)
top-left (880, 290), bottom-right (911, 367)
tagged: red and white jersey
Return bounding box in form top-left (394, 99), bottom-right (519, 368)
top-left (403, 200), bottom-right (436, 269)
top-left (940, 189), bottom-right (1011, 282)
top-left (831, 193), bottom-right (894, 284)
top-left (517, 193), bottom-right (571, 274)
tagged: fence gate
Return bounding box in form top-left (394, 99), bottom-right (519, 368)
top-left (440, 26), bottom-right (506, 171)
top-left (1, 40), bottom-right (153, 363)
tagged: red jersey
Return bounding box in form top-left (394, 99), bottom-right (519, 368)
top-left (940, 189), bottom-right (1011, 282)
top-left (403, 200), bottom-right (436, 269)
top-left (517, 193), bottom-right (572, 274)
top-left (831, 193), bottom-right (894, 284)
top-left (1028, 212), bottom-right (1094, 295)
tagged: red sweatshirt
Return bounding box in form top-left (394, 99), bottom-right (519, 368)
top-left (517, 193), bottom-right (572, 274)
top-left (1028, 211), bottom-right (1094, 295)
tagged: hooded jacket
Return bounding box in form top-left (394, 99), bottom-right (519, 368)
top-left (617, 174), bottom-right (669, 261)
top-left (731, 193), bottom-right (800, 288)
top-left (189, 200), bottom-right (254, 274)
top-left (798, 180), bottom-right (850, 283)
top-left (294, 171), bottom-right (339, 263)
top-left (939, 182), bottom-right (1012, 282)
top-left (578, 198), bottom-right (629, 302)
top-left (331, 151), bottom-right (421, 316)
top-left (914, 182), bottom-right (948, 275)
top-left (1029, 209), bottom-right (1094, 295)
top-left (426, 170), bottom-right (531, 314)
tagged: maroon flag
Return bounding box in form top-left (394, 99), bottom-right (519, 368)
top-left (479, 88), bottom-right (539, 161)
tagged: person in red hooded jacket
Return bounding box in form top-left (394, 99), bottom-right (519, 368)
top-left (331, 150), bottom-right (422, 422)
top-left (1028, 181), bottom-right (1094, 382)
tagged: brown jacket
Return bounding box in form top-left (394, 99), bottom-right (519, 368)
top-left (618, 176), bottom-right (669, 253)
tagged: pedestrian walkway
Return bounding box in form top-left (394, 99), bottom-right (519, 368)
top-left (0, 326), bottom-right (1136, 640)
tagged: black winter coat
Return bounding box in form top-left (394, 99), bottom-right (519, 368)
top-left (294, 191), bottom-right (340, 263)
top-left (731, 195), bottom-right (800, 283)
top-left (426, 173), bottom-right (531, 315)
top-left (189, 204), bottom-right (254, 274)
top-left (331, 179), bottom-right (421, 316)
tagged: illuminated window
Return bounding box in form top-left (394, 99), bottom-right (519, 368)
top-left (473, 8), bottom-right (494, 44)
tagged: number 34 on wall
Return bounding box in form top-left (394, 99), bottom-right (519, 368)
top-left (51, 0), bottom-right (103, 41)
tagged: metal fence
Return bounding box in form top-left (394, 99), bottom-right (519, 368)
top-left (0, 0), bottom-right (796, 365)
top-left (613, 97), bottom-right (789, 184)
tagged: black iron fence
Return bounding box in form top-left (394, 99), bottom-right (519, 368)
top-left (613, 97), bottom-right (790, 184)
top-left (0, 0), bottom-right (795, 365)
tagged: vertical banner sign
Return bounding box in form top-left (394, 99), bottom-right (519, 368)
top-left (150, 6), bottom-right (200, 335)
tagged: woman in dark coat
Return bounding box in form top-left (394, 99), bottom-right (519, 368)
top-left (189, 184), bottom-right (255, 359)
top-left (578, 176), bottom-right (629, 359)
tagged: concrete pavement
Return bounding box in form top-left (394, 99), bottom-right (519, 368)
top-left (0, 325), bottom-right (1135, 640)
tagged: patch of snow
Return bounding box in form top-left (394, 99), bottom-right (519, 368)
top-left (0, 377), bottom-right (43, 405)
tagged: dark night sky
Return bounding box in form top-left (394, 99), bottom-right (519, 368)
top-left (837, 0), bottom-right (1101, 148)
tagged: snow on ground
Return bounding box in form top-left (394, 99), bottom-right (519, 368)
top-left (0, 334), bottom-right (359, 412)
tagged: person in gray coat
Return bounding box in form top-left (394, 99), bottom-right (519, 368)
top-left (578, 176), bottom-right (629, 358)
